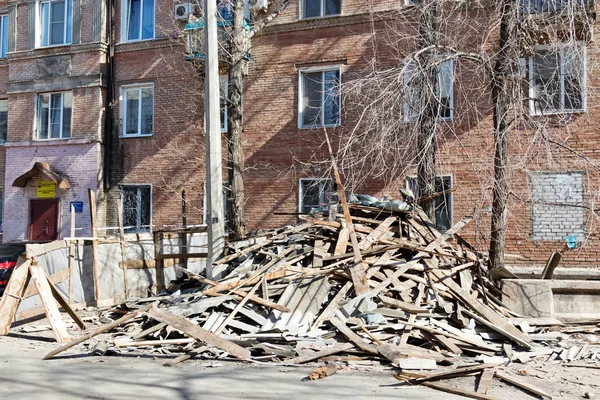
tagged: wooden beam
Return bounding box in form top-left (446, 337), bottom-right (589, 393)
top-left (494, 370), bottom-right (552, 399)
top-left (0, 259), bottom-right (31, 335)
top-left (87, 189), bottom-right (100, 301)
top-left (213, 279), bottom-right (261, 335)
top-left (46, 275), bottom-right (86, 330)
top-left (422, 382), bottom-right (504, 400)
top-left (146, 306), bottom-right (250, 359)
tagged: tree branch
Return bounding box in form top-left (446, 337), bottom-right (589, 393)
top-left (248, 0), bottom-right (290, 39)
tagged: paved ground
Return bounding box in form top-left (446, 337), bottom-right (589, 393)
top-left (0, 333), bottom-right (465, 400)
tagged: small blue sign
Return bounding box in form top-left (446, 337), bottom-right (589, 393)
top-left (567, 235), bottom-right (577, 249)
top-left (70, 201), bottom-right (84, 213)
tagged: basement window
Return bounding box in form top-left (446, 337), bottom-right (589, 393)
top-left (122, 185), bottom-right (151, 233)
top-left (403, 57), bottom-right (454, 122)
top-left (299, 178), bottom-right (336, 214)
top-left (301, 0), bottom-right (341, 19)
top-left (529, 44), bottom-right (586, 115)
top-left (298, 66), bottom-right (341, 128)
top-left (36, 91), bottom-right (72, 140)
top-left (406, 176), bottom-right (452, 232)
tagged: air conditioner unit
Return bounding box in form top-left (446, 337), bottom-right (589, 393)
top-left (174, 3), bottom-right (191, 20)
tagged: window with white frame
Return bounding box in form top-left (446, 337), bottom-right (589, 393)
top-left (121, 85), bottom-right (154, 137)
top-left (36, 92), bottom-right (72, 140)
top-left (299, 178), bottom-right (337, 214)
top-left (0, 100), bottom-right (7, 145)
top-left (520, 0), bottom-right (592, 14)
top-left (530, 44), bottom-right (585, 115)
top-left (302, 0), bottom-right (341, 19)
top-left (404, 57), bottom-right (454, 122)
top-left (122, 185), bottom-right (151, 233)
top-left (123, 0), bottom-right (154, 42)
top-left (0, 15), bottom-right (8, 57)
top-left (220, 75), bottom-right (228, 133)
top-left (406, 176), bottom-right (452, 232)
top-left (299, 67), bottom-right (341, 128)
top-left (38, 0), bottom-right (72, 47)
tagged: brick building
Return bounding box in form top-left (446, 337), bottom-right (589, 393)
top-left (0, 0), bottom-right (598, 270)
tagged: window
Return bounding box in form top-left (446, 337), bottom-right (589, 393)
top-left (299, 178), bottom-right (336, 214)
top-left (220, 75), bottom-right (228, 133)
top-left (406, 176), bottom-right (452, 232)
top-left (0, 100), bottom-right (7, 145)
top-left (122, 185), bottom-right (151, 233)
top-left (299, 67), bottom-right (341, 128)
top-left (404, 58), bottom-right (454, 122)
top-left (520, 0), bottom-right (592, 14)
top-left (302, 0), bottom-right (341, 19)
top-left (529, 45), bottom-right (585, 115)
top-left (38, 0), bottom-right (72, 47)
top-left (36, 92), bottom-right (72, 140)
top-left (0, 15), bottom-right (8, 57)
top-left (121, 85), bottom-right (154, 137)
top-left (123, 0), bottom-right (154, 41)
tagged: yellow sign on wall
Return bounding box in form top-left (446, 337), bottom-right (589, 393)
top-left (36, 181), bottom-right (56, 198)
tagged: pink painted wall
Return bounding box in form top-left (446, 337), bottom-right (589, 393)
top-left (3, 141), bottom-right (102, 242)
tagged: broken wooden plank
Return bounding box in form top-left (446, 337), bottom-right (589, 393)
top-left (46, 275), bottom-right (86, 330)
top-left (422, 381), bottom-right (504, 400)
top-left (329, 316), bottom-right (378, 354)
top-left (146, 306), bottom-right (251, 359)
top-left (476, 368), bottom-right (495, 394)
top-left (0, 259), bottom-right (31, 335)
top-left (290, 342), bottom-right (355, 364)
top-left (44, 304), bottom-right (152, 360)
top-left (214, 279), bottom-right (262, 335)
top-left (495, 370), bottom-right (552, 399)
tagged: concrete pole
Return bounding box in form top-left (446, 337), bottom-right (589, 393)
top-left (204, 0), bottom-right (225, 279)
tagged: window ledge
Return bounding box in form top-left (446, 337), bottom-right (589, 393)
top-left (120, 134), bottom-right (154, 139)
top-left (530, 109), bottom-right (586, 117)
top-left (299, 13), bottom-right (342, 21)
top-left (115, 37), bottom-right (174, 53)
top-left (8, 42), bottom-right (108, 61)
top-left (298, 124), bottom-right (341, 130)
top-left (4, 138), bottom-right (100, 147)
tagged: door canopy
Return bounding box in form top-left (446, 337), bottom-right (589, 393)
top-left (12, 162), bottom-right (70, 189)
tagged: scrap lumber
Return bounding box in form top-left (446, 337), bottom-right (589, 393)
top-left (291, 343), bottom-right (355, 364)
top-left (477, 368), bottom-right (495, 394)
top-left (45, 275), bottom-right (86, 330)
top-left (44, 304), bottom-right (153, 360)
top-left (422, 382), bottom-right (504, 400)
top-left (309, 363), bottom-right (338, 380)
top-left (0, 259), bottom-right (31, 335)
top-left (145, 306), bottom-right (251, 359)
top-left (494, 371), bottom-right (552, 399)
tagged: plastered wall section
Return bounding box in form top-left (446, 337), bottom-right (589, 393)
top-left (3, 142), bottom-right (101, 241)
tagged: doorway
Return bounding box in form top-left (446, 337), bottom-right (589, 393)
top-left (29, 199), bottom-right (59, 241)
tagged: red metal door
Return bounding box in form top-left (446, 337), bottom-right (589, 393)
top-left (29, 199), bottom-right (59, 241)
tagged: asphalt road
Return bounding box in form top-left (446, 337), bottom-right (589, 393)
top-left (0, 334), bottom-right (466, 400)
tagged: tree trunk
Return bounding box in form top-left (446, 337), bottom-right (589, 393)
top-left (416, 0), bottom-right (439, 223)
top-left (489, 0), bottom-right (518, 271)
top-left (227, 0), bottom-right (248, 239)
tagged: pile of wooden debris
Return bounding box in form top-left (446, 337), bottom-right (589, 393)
top-left (43, 202), bottom-right (564, 399)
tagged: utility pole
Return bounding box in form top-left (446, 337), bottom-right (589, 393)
top-left (204, 0), bottom-right (225, 279)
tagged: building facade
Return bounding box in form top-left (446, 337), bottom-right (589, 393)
top-left (0, 0), bottom-right (598, 270)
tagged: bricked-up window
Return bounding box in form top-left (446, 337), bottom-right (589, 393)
top-left (37, 0), bottom-right (72, 47)
top-left (407, 176), bottom-right (452, 232)
top-left (0, 15), bottom-right (8, 58)
top-left (36, 92), bottom-right (72, 140)
top-left (0, 100), bottom-right (7, 145)
top-left (529, 44), bottom-right (585, 115)
top-left (299, 178), bottom-right (337, 214)
top-left (123, 0), bottom-right (154, 41)
top-left (121, 85), bottom-right (154, 137)
top-left (531, 172), bottom-right (585, 241)
top-left (122, 185), bottom-right (151, 233)
top-left (302, 0), bottom-right (340, 19)
top-left (299, 67), bottom-right (341, 128)
top-left (220, 75), bottom-right (228, 133)
top-left (404, 57), bottom-right (454, 122)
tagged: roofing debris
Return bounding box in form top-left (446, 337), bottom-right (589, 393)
top-left (12, 201), bottom-right (600, 399)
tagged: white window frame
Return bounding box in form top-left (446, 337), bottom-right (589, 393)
top-left (529, 43), bottom-right (586, 116)
top-left (36, 0), bottom-right (72, 48)
top-left (121, 184), bottom-right (152, 233)
top-left (298, 65), bottom-right (342, 129)
top-left (403, 57), bottom-right (454, 122)
top-left (220, 75), bottom-right (228, 133)
top-left (299, 0), bottom-right (342, 19)
top-left (298, 178), bottom-right (334, 214)
top-left (404, 0), bottom-right (419, 5)
top-left (0, 15), bottom-right (8, 58)
top-left (35, 91), bottom-right (72, 141)
top-left (120, 83), bottom-right (154, 137)
top-left (406, 175), bottom-right (453, 231)
top-left (121, 0), bottom-right (155, 42)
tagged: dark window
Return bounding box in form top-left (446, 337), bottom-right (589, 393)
top-left (302, 0), bottom-right (341, 19)
top-left (407, 176), bottom-right (452, 232)
top-left (0, 100), bottom-right (7, 144)
top-left (299, 179), bottom-right (336, 214)
top-left (122, 185), bottom-right (151, 233)
top-left (300, 69), bottom-right (341, 128)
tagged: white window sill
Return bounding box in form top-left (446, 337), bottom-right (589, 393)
top-left (530, 109), bottom-right (586, 117)
top-left (298, 123), bottom-right (341, 130)
top-left (121, 134), bottom-right (154, 138)
top-left (36, 43), bottom-right (72, 50)
top-left (35, 137), bottom-right (71, 142)
top-left (120, 38), bottom-right (155, 44)
top-left (299, 13), bottom-right (342, 21)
